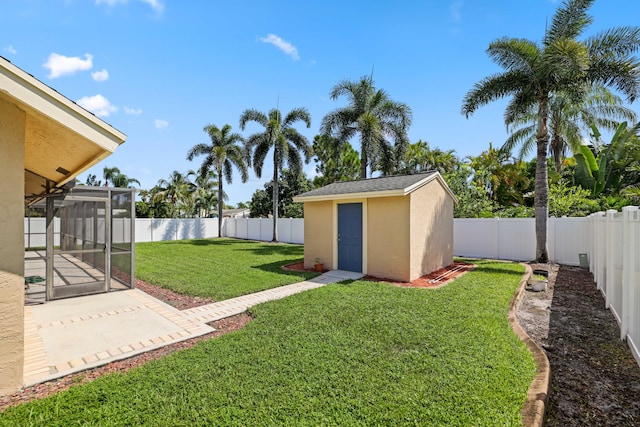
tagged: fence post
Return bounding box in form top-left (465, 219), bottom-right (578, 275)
top-left (621, 206), bottom-right (638, 340)
top-left (605, 210), bottom-right (617, 308)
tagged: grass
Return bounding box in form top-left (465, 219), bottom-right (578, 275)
top-left (0, 260), bottom-right (535, 426)
top-left (135, 238), bottom-right (318, 300)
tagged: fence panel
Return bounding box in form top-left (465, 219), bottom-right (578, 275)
top-left (291, 218), bottom-right (304, 244)
top-left (497, 219), bottom-right (536, 261)
top-left (549, 217), bottom-right (588, 266)
top-left (24, 217), bottom-right (60, 248)
top-left (278, 218), bottom-right (292, 243)
top-left (259, 218), bottom-right (272, 242)
top-left (453, 218), bottom-right (499, 259)
top-left (585, 207), bottom-right (640, 368)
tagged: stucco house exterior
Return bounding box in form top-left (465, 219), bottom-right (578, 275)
top-left (0, 56), bottom-right (126, 395)
top-left (293, 172), bottom-right (457, 283)
top-left (221, 208), bottom-right (250, 219)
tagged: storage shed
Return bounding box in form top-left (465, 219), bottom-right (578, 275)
top-left (293, 172), bottom-right (457, 283)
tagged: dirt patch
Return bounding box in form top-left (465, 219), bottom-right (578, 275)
top-left (517, 264), bottom-right (640, 426)
top-left (135, 279), bottom-right (214, 310)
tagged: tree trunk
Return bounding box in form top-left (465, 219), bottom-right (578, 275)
top-left (360, 148), bottom-right (368, 179)
top-left (535, 98), bottom-right (550, 263)
top-left (272, 161), bottom-right (279, 242)
top-left (551, 133), bottom-right (563, 172)
top-left (217, 167), bottom-right (223, 238)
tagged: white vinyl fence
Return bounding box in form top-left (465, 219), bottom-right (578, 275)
top-left (586, 208), bottom-right (640, 366)
top-left (25, 217), bottom-right (220, 247)
top-left (24, 217), bottom-right (306, 246)
top-left (453, 217), bottom-right (589, 266)
top-left (223, 218), bottom-right (304, 244)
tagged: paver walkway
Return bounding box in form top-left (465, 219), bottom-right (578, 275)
top-left (23, 269), bottom-right (364, 387)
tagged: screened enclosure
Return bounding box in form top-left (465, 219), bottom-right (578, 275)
top-left (25, 186), bottom-right (135, 303)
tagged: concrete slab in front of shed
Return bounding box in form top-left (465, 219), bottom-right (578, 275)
top-left (318, 270), bottom-right (365, 282)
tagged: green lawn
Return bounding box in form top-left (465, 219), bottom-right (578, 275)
top-left (0, 260), bottom-right (535, 426)
top-left (135, 238), bottom-right (318, 300)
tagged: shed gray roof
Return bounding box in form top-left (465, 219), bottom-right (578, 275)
top-left (293, 171), bottom-right (457, 203)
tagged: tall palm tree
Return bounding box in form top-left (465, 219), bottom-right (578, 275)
top-left (187, 124), bottom-right (248, 236)
top-left (240, 107), bottom-right (312, 242)
top-left (320, 75), bottom-right (412, 178)
top-left (504, 85), bottom-right (637, 171)
top-left (462, 0), bottom-right (640, 262)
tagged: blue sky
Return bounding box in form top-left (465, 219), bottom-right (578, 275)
top-left (2, 0), bottom-right (639, 205)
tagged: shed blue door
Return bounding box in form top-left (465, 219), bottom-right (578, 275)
top-left (337, 203), bottom-right (363, 272)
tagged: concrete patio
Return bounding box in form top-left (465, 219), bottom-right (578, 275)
top-left (22, 269), bottom-right (364, 387)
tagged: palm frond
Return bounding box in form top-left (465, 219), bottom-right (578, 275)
top-left (462, 70), bottom-right (531, 118)
top-left (544, 0), bottom-right (593, 45)
top-left (239, 109), bottom-right (268, 130)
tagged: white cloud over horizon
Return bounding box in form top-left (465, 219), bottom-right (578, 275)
top-left (154, 119), bottom-right (169, 129)
top-left (77, 94), bottom-right (117, 117)
top-left (92, 69), bottom-right (109, 81)
top-left (124, 106), bottom-right (143, 115)
top-left (259, 34), bottom-right (299, 60)
top-left (43, 53), bottom-right (93, 79)
top-left (4, 45), bottom-right (17, 54)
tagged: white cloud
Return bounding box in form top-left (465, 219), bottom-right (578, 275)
top-left (43, 53), bottom-right (93, 79)
top-left (154, 119), bottom-right (169, 129)
top-left (124, 106), bottom-right (143, 115)
top-left (4, 45), bottom-right (17, 54)
top-left (259, 34), bottom-right (299, 60)
top-left (95, 0), bottom-right (126, 6)
top-left (77, 94), bottom-right (117, 117)
top-left (140, 0), bottom-right (164, 13)
top-left (95, 0), bottom-right (164, 13)
top-left (91, 69), bottom-right (109, 82)
top-left (450, 1), bottom-right (463, 22)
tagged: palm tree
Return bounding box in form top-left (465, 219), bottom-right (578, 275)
top-left (153, 170), bottom-right (195, 218)
top-left (462, 0), bottom-right (640, 262)
top-left (504, 85), bottom-right (637, 171)
top-left (101, 166), bottom-right (140, 188)
top-left (240, 107), bottom-right (312, 242)
top-left (187, 124), bottom-right (248, 236)
top-left (401, 140), bottom-right (458, 175)
top-left (187, 169), bottom-right (224, 218)
top-left (320, 75), bottom-right (412, 178)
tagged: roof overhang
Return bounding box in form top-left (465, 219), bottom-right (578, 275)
top-left (0, 57), bottom-right (127, 202)
top-left (293, 172), bottom-right (458, 204)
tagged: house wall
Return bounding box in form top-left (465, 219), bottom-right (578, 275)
top-left (303, 201), bottom-right (334, 269)
top-left (409, 180), bottom-right (454, 281)
top-left (0, 97), bottom-right (26, 395)
top-left (367, 196), bottom-right (411, 282)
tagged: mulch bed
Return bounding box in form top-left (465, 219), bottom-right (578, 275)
top-left (281, 261), bottom-right (322, 273)
top-left (365, 261), bottom-right (475, 288)
top-left (536, 265), bottom-right (640, 426)
top-left (283, 261), bottom-right (475, 288)
top-left (135, 279), bottom-right (214, 310)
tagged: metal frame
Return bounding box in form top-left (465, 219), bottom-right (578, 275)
top-left (37, 186), bottom-right (135, 301)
